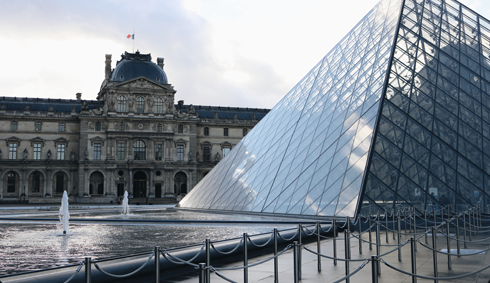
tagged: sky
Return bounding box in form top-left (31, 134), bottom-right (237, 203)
top-left (0, 0), bottom-right (489, 109)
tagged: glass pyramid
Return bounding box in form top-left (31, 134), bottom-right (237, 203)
top-left (180, 0), bottom-right (490, 217)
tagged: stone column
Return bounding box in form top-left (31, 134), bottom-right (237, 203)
top-left (129, 170), bottom-right (133, 195)
top-left (46, 169), bottom-right (53, 196)
top-left (149, 170), bottom-right (154, 197)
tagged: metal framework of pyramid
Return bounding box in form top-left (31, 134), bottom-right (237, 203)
top-left (180, 0), bottom-right (490, 217)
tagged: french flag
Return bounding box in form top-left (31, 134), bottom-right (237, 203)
top-left (127, 34), bottom-right (134, 39)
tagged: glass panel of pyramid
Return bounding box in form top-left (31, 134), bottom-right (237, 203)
top-left (180, 0), bottom-right (490, 217)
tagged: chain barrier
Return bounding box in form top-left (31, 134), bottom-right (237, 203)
top-left (212, 244), bottom-right (292, 271)
top-left (63, 261), bottom-right (84, 283)
top-left (277, 229), bottom-right (299, 241)
top-left (211, 238), bottom-right (243, 254)
top-left (319, 223), bottom-right (333, 233)
top-left (417, 239), bottom-right (490, 256)
top-left (302, 246), bottom-right (370, 262)
top-left (160, 245), bottom-right (205, 267)
top-left (350, 233), bottom-right (405, 247)
top-left (301, 225), bottom-right (316, 236)
top-left (93, 251), bottom-right (154, 278)
top-left (247, 233), bottom-right (274, 248)
top-left (209, 266), bottom-right (238, 283)
top-left (331, 259), bottom-right (370, 283)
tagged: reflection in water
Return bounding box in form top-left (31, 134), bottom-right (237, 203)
top-left (0, 210), bottom-right (296, 275)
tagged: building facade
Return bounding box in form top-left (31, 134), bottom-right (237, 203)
top-left (0, 51), bottom-right (269, 203)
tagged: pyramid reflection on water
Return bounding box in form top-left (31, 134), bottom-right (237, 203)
top-left (180, 0), bottom-right (490, 217)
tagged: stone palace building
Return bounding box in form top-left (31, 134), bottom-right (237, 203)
top-left (0, 51), bottom-right (268, 203)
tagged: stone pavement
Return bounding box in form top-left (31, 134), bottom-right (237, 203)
top-left (171, 225), bottom-right (490, 283)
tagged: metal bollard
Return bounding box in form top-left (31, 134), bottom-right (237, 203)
top-left (385, 210), bottom-right (389, 243)
top-left (479, 206), bottom-right (482, 232)
top-left (243, 233), bottom-right (248, 283)
top-left (317, 222), bottom-right (321, 272)
top-left (199, 263), bottom-right (206, 283)
top-left (456, 216), bottom-right (460, 257)
top-left (404, 209), bottom-right (407, 233)
top-left (473, 208), bottom-right (477, 236)
top-left (298, 224), bottom-right (302, 280)
top-left (469, 209), bottom-right (473, 241)
top-left (410, 237), bottom-right (417, 283)
top-left (344, 230), bottom-right (351, 283)
top-left (432, 227), bottom-right (438, 283)
top-left (393, 210), bottom-right (396, 241)
top-left (446, 221), bottom-right (451, 270)
top-left (347, 216), bottom-right (350, 233)
top-left (371, 255), bottom-right (379, 283)
top-left (333, 219), bottom-right (337, 265)
top-left (205, 239), bottom-right (211, 283)
top-left (413, 209), bottom-right (417, 251)
top-left (409, 208), bottom-right (412, 233)
top-left (274, 228), bottom-right (279, 283)
top-left (425, 210), bottom-right (428, 244)
top-left (376, 221), bottom-right (381, 274)
top-left (154, 246), bottom-right (160, 283)
top-left (358, 215), bottom-right (363, 255)
top-left (85, 257), bottom-right (91, 283)
top-left (293, 241), bottom-right (299, 283)
top-left (463, 212), bottom-right (468, 249)
top-left (369, 216), bottom-right (373, 251)
top-left (397, 216), bottom-right (402, 262)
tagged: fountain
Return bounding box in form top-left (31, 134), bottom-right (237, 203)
top-left (122, 191), bottom-right (130, 215)
top-left (58, 190), bottom-right (70, 235)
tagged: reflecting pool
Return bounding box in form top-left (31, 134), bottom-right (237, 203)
top-left (0, 208), bottom-right (297, 275)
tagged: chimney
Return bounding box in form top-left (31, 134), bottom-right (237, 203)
top-left (105, 54), bottom-right (112, 79)
top-left (157, 57), bottom-right (164, 69)
top-left (76, 93), bottom-right (82, 101)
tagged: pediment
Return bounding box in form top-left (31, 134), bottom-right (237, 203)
top-left (114, 77), bottom-right (172, 91)
top-left (5, 136), bottom-right (21, 146)
top-left (30, 137), bottom-right (46, 147)
top-left (54, 137), bottom-right (69, 146)
top-left (89, 136), bottom-right (105, 146)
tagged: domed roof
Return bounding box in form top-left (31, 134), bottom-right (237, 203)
top-left (110, 51), bottom-right (168, 84)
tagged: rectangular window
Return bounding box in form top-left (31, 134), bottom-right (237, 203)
top-left (224, 128), bottom-right (229, 136)
top-left (57, 144), bottom-right (65, 160)
top-left (223, 147), bottom-right (230, 157)
top-left (177, 144), bottom-right (184, 161)
top-left (117, 142), bottom-right (126, 160)
top-left (9, 143), bottom-right (17, 159)
top-left (95, 122), bottom-right (101, 131)
top-left (35, 122), bottom-right (42, 131)
top-left (155, 144), bottom-right (163, 160)
top-left (59, 123), bottom-right (65, 132)
top-left (33, 143), bottom-right (42, 160)
top-left (11, 121), bottom-right (17, 131)
top-left (203, 146), bottom-right (211, 162)
top-left (94, 143), bottom-right (101, 160)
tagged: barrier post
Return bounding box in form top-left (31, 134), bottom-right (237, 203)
top-left (154, 246), bottom-right (160, 283)
top-left (243, 233), bottom-right (248, 283)
top-left (317, 222), bottom-right (321, 272)
top-left (393, 209), bottom-right (396, 241)
top-left (274, 228), bottom-right (279, 283)
top-left (344, 230), bottom-right (350, 283)
top-left (347, 216), bottom-right (350, 232)
top-left (434, 205), bottom-right (437, 227)
top-left (411, 237), bottom-right (417, 283)
top-left (455, 216), bottom-right (460, 257)
top-left (358, 215), bottom-right (363, 254)
top-left (298, 224), bottom-right (302, 280)
top-left (463, 211), bottom-right (468, 248)
top-left (376, 221), bottom-right (381, 274)
top-left (409, 208), bottom-right (412, 233)
top-left (425, 210), bottom-right (428, 244)
top-left (404, 208), bottom-right (407, 233)
top-left (369, 216), bottom-right (373, 251)
top-left (333, 219), bottom-right (337, 266)
top-left (446, 220), bottom-right (451, 270)
top-left (469, 209), bottom-right (473, 241)
top-left (205, 239), bottom-right (211, 283)
top-left (432, 227), bottom-right (438, 283)
top-left (479, 205), bottom-right (482, 232)
top-left (84, 257), bottom-right (91, 283)
top-left (397, 215), bottom-right (402, 262)
top-left (293, 241), bottom-right (299, 283)
top-left (385, 210), bottom-right (389, 243)
top-left (371, 255), bottom-right (378, 283)
top-left (473, 208), bottom-right (477, 236)
top-left (199, 263), bottom-right (206, 283)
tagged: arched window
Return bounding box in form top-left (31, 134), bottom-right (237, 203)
top-left (204, 127), bottom-right (209, 136)
top-left (156, 123), bottom-right (163, 132)
top-left (55, 172), bottom-right (65, 193)
top-left (178, 124), bottom-right (184, 133)
top-left (32, 171), bottom-right (41, 193)
top-left (118, 96), bottom-right (127, 112)
top-left (134, 140), bottom-right (146, 160)
top-left (223, 128), bottom-right (229, 136)
top-left (155, 98), bottom-right (163, 114)
top-left (243, 128), bottom-right (248, 136)
top-left (95, 122), bottom-right (101, 131)
top-left (136, 97), bottom-right (145, 113)
top-left (90, 171), bottom-right (104, 195)
top-left (7, 172), bottom-right (16, 193)
top-left (119, 122), bottom-right (125, 131)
